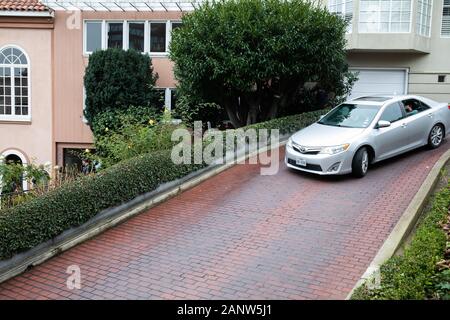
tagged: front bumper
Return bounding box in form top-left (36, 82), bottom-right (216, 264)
top-left (284, 144), bottom-right (353, 175)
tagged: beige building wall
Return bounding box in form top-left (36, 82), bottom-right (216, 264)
top-left (0, 27), bottom-right (53, 166)
top-left (344, 0), bottom-right (450, 102)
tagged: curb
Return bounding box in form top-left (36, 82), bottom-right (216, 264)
top-left (0, 136), bottom-right (289, 284)
top-left (346, 147), bottom-right (450, 300)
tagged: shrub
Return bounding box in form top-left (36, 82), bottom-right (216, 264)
top-left (352, 183), bottom-right (450, 300)
top-left (245, 109), bottom-right (328, 136)
top-left (432, 269), bottom-right (450, 300)
top-left (0, 109), bottom-right (324, 260)
top-left (84, 49), bottom-right (161, 127)
top-left (0, 160), bottom-right (50, 194)
top-left (91, 105), bottom-right (160, 137)
top-left (92, 110), bottom-right (183, 168)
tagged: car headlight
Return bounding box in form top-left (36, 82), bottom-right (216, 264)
top-left (287, 137), bottom-right (293, 148)
top-left (319, 144), bottom-right (350, 155)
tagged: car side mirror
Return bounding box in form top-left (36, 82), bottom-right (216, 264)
top-left (377, 120), bottom-right (391, 128)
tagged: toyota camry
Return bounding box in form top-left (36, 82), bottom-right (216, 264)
top-left (285, 95), bottom-right (450, 177)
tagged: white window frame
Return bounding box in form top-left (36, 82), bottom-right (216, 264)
top-left (105, 20), bottom-right (126, 51)
top-left (358, 0), bottom-right (413, 34)
top-left (149, 20), bottom-right (170, 56)
top-left (126, 20), bottom-right (146, 52)
top-left (416, 0), bottom-right (433, 37)
top-left (83, 20), bottom-right (103, 54)
top-left (0, 45), bottom-right (31, 122)
top-left (82, 86), bottom-right (88, 124)
top-left (164, 87), bottom-right (172, 110)
top-left (328, 0), bottom-right (353, 33)
top-left (442, 0), bottom-right (450, 37)
top-left (155, 87), bottom-right (177, 111)
top-left (168, 20), bottom-right (183, 51)
top-left (84, 19), bottom-right (174, 57)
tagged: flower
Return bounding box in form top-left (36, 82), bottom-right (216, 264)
top-left (105, 127), bottom-right (109, 132)
top-left (85, 149), bottom-right (90, 153)
top-left (148, 119), bottom-right (155, 125)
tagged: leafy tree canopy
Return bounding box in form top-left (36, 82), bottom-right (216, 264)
top-left (170, 0), bottom-right (356, 127)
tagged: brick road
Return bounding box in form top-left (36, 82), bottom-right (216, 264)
top-left (0, 142), bottom-right (448, 300)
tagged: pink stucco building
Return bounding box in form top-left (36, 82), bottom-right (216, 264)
top-left (0, 0), bottom-right (190, 174)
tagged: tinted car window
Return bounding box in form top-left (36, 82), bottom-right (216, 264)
top-left (318, 104), bottom-right (379, 128)
top-left (419, 101), bottom-right (431, 111)
top-left (401, 99), bottom-right (430, 115)
top-left (380, 102), bottom-right (404, 123)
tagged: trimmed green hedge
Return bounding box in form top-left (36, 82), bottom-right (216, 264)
top-left (0, 110), bottom-right (324, 260)
top-left (0, 151), bottom-right (205, 260)
top-left (352, 181), bottom-right (450, 300)
top-left (245, 109), bottom-right (328, 136)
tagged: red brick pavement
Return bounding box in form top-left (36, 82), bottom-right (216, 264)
top-left (0, 142), bottom-right (448, 300)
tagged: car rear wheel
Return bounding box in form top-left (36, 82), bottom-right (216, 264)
top-left (352, 147), bottom-right (369, 178)
top-left (428, 124), bottom-right (444, 149)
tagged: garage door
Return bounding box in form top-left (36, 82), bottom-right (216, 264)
top-left (348, 69), bottom-right (407, 100)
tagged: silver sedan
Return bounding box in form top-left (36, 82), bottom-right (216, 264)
top-left (285, 95), bottom-right (450, 177)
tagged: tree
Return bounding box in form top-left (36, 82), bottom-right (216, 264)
top-left (84, 49), bottom-right (161, 127)
top-left (170, 0), bottom-right (356, 128)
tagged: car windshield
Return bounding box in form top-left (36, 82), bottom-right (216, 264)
top-left (318, 104), bottom-right (379, 128)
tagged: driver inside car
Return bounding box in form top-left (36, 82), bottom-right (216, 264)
top-left (403, 102), bottom-right (418, 116)
top-left (404, 103), bottom-right (413, 113)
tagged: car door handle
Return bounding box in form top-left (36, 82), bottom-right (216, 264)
top-left (428, 113), bottom-right (434, 118)
top-left (401, 123), bottom-right (408, 128)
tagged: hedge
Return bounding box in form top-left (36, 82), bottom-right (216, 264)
top-left (352, 181), bottom-right (450, 300)
top-left (245, 109), bottom-right (328, 136)
top-left (0, 110), bottom-right (325, 260)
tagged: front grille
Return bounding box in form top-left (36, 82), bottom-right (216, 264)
top-left (287, 158), bottom-right (322, 172)
top-left (292, 146), bottom-right (320, 155)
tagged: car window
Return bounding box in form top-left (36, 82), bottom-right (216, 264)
top-left (380, 102), bottom-right (404, 123)
top-left (401, 99), bottom-right (430, 116)
top-left (318, 104), bottom-right (379, 128)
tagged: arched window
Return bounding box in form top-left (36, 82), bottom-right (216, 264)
top-left (0, 46), bottom-right (30, 120)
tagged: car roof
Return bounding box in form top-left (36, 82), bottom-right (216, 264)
top-left (348, 95), bottom-right (437, 107)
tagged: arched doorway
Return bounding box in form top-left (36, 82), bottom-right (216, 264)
top-left (3, 154), bottom-right (23, 193)
top-left (1, 149), bottom-right (28, 193)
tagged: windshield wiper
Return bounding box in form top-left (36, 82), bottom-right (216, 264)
top-left (318, 122), bottom-right (354, 128)
top-left (319, 122), bottom-right (343, 127)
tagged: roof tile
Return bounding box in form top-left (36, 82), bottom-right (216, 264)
top-left (0, 0), bottom-right (49, 11)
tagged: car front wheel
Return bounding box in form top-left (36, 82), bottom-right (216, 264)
top-left (428, 124), bottom-right (444, 149)
top-left (352, 147), bottom-right (369, 178)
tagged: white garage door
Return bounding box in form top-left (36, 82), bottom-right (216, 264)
top-left (348, 69), bottom-right (407, 100)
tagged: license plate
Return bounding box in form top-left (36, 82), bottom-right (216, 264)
top-left (296, 159), bottom-right (306, 167)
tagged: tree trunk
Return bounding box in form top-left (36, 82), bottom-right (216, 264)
top-left (267, 101), bottom-right (278, 120)
top-left (224, 101), bottom-right (244, 128)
